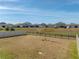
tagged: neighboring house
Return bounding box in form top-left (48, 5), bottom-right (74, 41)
top-left (0, 22), bottom-right (14, 28)
top-left (15, 24), bottom-right (24, 28)
top-left (13, 22), bottom-right (79, 28)
top-left (50, 24), bottom-right (79, 28)
top-left (33, 24), bottom-right (39, 28)
top-left (0, 22), bottom-right (8, 28)
top-left (1, 22), bottom-right (79, 28)
top-left (15, 24), bottom-right (79, 28)
top-left (47, 24), bottom-right (56, 28)
top-left (52, 25), bottom-right (66, 28)
top-left (66, 24), bottom-right (79, 28)
top-left (15, 24), bottom-right (34, 28)
top-left (39, 23), bottom-right (48, 28)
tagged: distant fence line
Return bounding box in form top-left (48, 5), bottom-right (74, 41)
top-left (0, 30), bottom-right (76, 39)
top-left (0, 31), bottom-right (26, 38)
top-left (26, 31), bottom-right (75, 39)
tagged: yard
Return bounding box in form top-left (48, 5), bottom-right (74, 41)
top-left (0, 35), bottom-right (78, 59)
top-left (16, 28), bottom-right (79, 39)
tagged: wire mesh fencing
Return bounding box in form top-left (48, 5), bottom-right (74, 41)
top-left (0, 31), bottom-right (26, 38)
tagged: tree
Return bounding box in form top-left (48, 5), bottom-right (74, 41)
top-left (10, 28), bottom-right (15, 31)
top-left (47, 24), bottom-right (54, 27)
top-left (55, 22), bottom-right (66, 26)
top-left (5, 27), bottom-right (9, 31)
top-left (40, 23), bottom-right (47, 27)
top-left (70, 23), bottom-right (77, 25)
top-left (23, 22), bottom-right (32, 25)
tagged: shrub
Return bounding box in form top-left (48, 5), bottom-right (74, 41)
top-left (5, 27), bottom-right (9, 31)
top-left (10, 28), bottom-right (15, 31)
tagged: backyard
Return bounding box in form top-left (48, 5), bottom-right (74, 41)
top-left (0, 28), bottom-right (78, 59)
top-left (0, 0), bottom-right (78, 58)
top-left (0, 35), bottom-right (78, 59)
top-left (16, 28), bottom-right (79, 39)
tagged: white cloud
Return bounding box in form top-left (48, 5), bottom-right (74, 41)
top-left (0, 5), bottom-right (79, 20)
top-left (0, 6), bottom-right (11, 9)
top-left (0, 5), bottom-right (42, 13)
top-left (0, 6), bottom-right (25, 11)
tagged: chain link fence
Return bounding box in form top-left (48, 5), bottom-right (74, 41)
top-left (0, 31), bottom-right (26, 38)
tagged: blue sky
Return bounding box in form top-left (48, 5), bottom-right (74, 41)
top-left (0, 0), bottom-right (79, 24)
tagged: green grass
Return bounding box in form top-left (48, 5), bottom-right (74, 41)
top-left (0, 48), bottom-right (42, 59)
top-left (70, 41), bottom-right (79, 59)
top-left (0, 50), bottom-right (15, 59)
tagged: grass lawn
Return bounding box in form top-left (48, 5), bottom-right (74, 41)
top-left (0, 50), bottom-right (15, 59)
top-left (70, 41), bottom-right (79, 59)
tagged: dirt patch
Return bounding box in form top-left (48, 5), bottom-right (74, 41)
top-left (0, 35), bottom-right (74, 59)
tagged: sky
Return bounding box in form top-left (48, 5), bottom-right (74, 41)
top-left (0, 0), bottom-right (79, 24)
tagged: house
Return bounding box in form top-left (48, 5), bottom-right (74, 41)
top-left (0, 22), bottom-right (7, 28)
top-left (15, 24), bottom-right (34, 28)
top-left (0, 22), bottom-right (14, 29)
top-left (66, 24), bottom-right (79, 28)
top-left (14, 22), bottom-right (79, 28)
top-left (53, 25), bottom-right (67, 28)
top-left (33, 24), bottom-right (39, 28)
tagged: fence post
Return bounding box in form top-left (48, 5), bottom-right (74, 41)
top-left (76, 34), bottom-right (79, 57)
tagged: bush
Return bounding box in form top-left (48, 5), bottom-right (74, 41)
top-left (5, 27), bottom-right (15, 31)
top-left (5, 27), bottom-right (9, 31)
top-left (10, 28), bottom-right (15, 31)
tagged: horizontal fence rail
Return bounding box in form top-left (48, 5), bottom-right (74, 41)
top-left (0, 31), bottom-right (26, 38)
